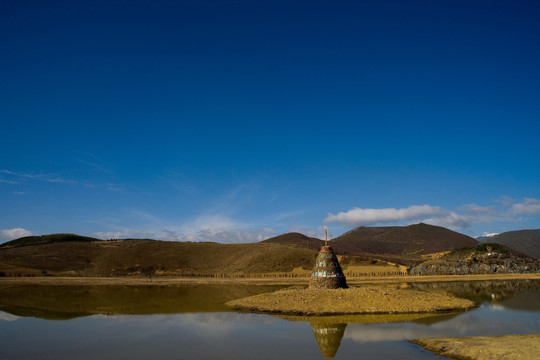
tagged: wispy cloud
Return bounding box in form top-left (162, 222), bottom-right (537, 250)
top-left (92, 229), bottom-right (155, 240)
top-left (173, 227), bottom-right (276, 243)
top-left (460, 204), bottom-right (495, 214)
top-left (512, 198), bottom-right (540, 215)
top-left (0, 169), bottom-right (76, 184)
top-left (162, 214), bottom-right (276, 243)
top-left (76, 152), bottom-right (112, 173)
top-left (91, 213), bottom-right (238, 240)
top-left (495, 195), bottom-right (516, 207)
top-left (91, 212), bottom-right (276, 243)
top-left (288, 224), bottom-right (327, 239)
top-left (92, 226), bottom-right (276, 244)
top-left (0, 169), bottom-right (123, 192)
top-left (0, 228), bottom-right (33, 242)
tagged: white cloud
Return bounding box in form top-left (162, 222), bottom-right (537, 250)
top-left (460, 204), bottom-right (495, 214)
top-left (162, 214), bottom-right (276, 243)
top-left (512, 198), bottom-right (540, 215)
top-left (324, 196), bottom-right (540, 235)
top-left (92, 229), bottom-right (155, 240)
top-left (495, 195), bottom-right (516, 207)
top-left (423, 212), bottom-right (475, 229)
top-left (325, 205), bottom-right (447, 227)
top-left (189, 214), bottom-right (242, 232)
top-left (0, 228), bottom-right (33, 242)
top-left (175, 227), bottom-right (276, 243)
top-left (92, 213), bottom-right (276, 244)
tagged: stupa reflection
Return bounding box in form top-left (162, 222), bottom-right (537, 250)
top-left (310, 322), bottom-right (347, 359)
top-left (277, 313), bottom-right (456, 359)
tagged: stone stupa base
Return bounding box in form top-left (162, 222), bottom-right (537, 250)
top-left (309, 277), bottom-right (348, 290)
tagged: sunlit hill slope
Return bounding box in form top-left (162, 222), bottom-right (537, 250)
top-left (0, 224), bottom-right (485, 277)
top-left (480, 230), bottom-right (540, 259)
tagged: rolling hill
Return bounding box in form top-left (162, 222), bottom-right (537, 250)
top-left (261, 232), bottom-right (323, 250)
top-left (331, 223), bottom-right (478, 256)
top-left (0, 224), bottom-right (488, 276)
top-left (0, 237), bottom-right (319, 277)
top-left (480, 230), bottom-right (540, 258)
top-left (0, 233), bottom-right (98, 248)
top-left (259, 223), bottom-right (479, 266)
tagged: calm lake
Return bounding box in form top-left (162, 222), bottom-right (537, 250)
top-left (0, 280), bottom-right (539, 359)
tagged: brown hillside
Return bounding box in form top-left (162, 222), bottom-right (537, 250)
top-left (483, 230), bottom-right (540, 258)
top-left (0, 240), bottom-right (319, 277)
top-left (331, 223), bottom-right (478, 256)
top-left (261, 232), bottom-right (323, 250)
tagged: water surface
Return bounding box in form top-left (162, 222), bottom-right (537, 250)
top-left (0, 280), bottom-right (539, 359)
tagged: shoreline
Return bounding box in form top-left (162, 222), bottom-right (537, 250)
top-left (1, 273), bottom-right (539, 286)
top-left (226, 287), bottom-right (476, 315)
top-left (412, 333), bottom-right (540, 360)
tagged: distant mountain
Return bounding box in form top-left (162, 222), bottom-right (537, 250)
top-left (331, 223), bottom-right (478, 256)
top-left (0, 225), bottom-right (486, 277)
top-left (481, 230), bottom-right (540, 258)
top-left (261, 224), bottom-right (479, 266)
top-left (0, 233), bottom-right (98, 248)
top-left (474, 233), bottom-right (499, 242)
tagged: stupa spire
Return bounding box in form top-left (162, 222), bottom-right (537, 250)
top-left (325, 227), bottom-right (328, 247)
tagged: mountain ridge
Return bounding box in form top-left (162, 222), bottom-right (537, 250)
top-left (331, 223), bottom-right (478, 255)
top-left (4, 224), bottom-right (537, 277)
top-left (480, 229), bottom-right (540, 258)
top-left (263, 223), bottom-right (479, 259)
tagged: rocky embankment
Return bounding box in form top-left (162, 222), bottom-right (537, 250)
top-left (410, 251), bottom-right (540, 276)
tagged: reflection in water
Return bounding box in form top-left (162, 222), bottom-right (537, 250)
top-left (0, 281), bottom-right (539, 359)
top-left (0, 284), bottom-right (286, 319)
top-left (410, 279), bottom-right (540, 307)
top-left (311, 322), bottom-right (346, 359)
top-left (281, 313), bottom-right (458, 359)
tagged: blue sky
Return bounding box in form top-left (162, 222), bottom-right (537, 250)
top-left (1, 0), bottom-right (539, 243)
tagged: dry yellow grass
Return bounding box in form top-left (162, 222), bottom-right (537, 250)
top-left (420, 250), bottom-right (451, 260)
top-left (413, 334), bottom-right (540, 360)
top-left (1, 273), bottom-right (539, 286)
top-left (226, 286), bottom-right (476, 315)
top-left (343, 264), bottom-right (408, 277)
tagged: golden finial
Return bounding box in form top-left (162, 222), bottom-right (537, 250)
top-left (325, 228), bottom-right (328, 247)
